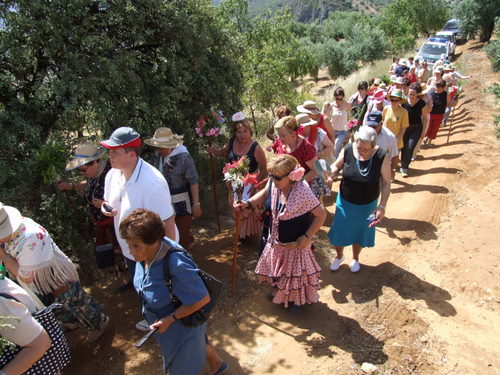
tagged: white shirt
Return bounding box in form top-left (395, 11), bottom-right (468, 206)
top-left (104, 158), bottom-right (176, 260)
top-left (376, 127), bottom-right (399, 159)
top-left (0, 278), bottom-right (43, 346)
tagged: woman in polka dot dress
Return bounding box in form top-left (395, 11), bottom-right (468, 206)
top-left (235, 155), bottom-right (326, 312)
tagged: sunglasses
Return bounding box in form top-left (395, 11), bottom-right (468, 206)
top-left (335, 97), bottom-right (343, 100)
top-left (390, 99), bottom-right (400, 102)
top-left (78, 161), bottom-right (94, 172)
top-left (269, 174), bottom-right (287, 181)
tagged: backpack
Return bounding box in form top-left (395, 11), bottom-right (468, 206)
top-left (162, 244), bottom-right (223, 327)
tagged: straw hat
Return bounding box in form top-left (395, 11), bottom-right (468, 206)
top-left (144, 127), bottom-right (184, 149)
top-left (389, 89), bottom-right (407, 103)
top-left (296, 113), bottom-right (317, 127)
top-left (0, 202), bottom-right (22, 239)
top-left (296, 100), bottom-right (320, 115)
top-left (65, 142), bottom-right (107, 171)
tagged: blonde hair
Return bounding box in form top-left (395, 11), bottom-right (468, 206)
top-left (267, 154), bottom-right (298, 177)
top-left (274, 115), bottom-right (298, 133)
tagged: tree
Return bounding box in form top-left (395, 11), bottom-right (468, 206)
top-left (455, 0), bottom-right (499, 42)
top-left (0, 0), bottom-right (243, 254)
top-left (378, 0), bottom-right (449, 52)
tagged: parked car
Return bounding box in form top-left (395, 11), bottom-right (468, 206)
top-left (443, 18), bottom-right (464, 44)
top-left (415, 37), bottom-right (452, 67)
top-left (435, 31), bottom-right (456, 56)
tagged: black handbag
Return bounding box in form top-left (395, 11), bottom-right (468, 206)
top-left (0, 294), bottom-right (71, 374)
top-left (163, 248), bottom-right (222, 327)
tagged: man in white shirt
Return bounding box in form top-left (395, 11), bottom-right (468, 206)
top-left (100, 127), bottom-right (177, 289)
top-left (364, 112), bottom-right (399, 179)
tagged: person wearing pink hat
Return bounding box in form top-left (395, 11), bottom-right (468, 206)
top-left (363, 88), bottom-right (390, 124)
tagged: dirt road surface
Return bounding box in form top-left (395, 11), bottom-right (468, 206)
top-left (65, 40), bottom-right (499, 374)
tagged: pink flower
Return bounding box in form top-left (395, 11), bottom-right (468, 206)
top-left (195, 128), bottom-right (204, 137)
top-left (288, 166), bottom-right (305, 181)
top-left (36, 232), bottom-right (43, 240)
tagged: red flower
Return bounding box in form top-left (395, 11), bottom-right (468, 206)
top-left (196, 117), bottom-right (207, 128)
top-left (242, 172), bottom-right (258, 186)
top-left (36, 232), bottom-right (43, 240)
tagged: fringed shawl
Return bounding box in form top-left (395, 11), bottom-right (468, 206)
top-left (7, 218), bottom-right (79, 295)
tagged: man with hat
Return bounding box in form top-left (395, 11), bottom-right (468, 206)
top-left (297, 100), bottom-right (334, 140)
top-left (145, 127), bottom-right (201, 250)
top-left (57, 142), bottom-right (117, 265)
top-left (100, 127), bottom-right (177, 298)
top-left (364, 112), bottom-right (399, 179)
top-left (0, 202), bottom-right (109, 342)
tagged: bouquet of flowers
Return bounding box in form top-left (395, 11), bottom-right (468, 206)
top-left (348, 101), bottom-right (367, 132)
top-left (223, 156), bottom-right (258, 202)
top-left (195, 108), bottom-right (228, 144)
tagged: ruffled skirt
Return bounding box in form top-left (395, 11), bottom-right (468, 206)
top-left (255, 242), bottom-right (321, 307)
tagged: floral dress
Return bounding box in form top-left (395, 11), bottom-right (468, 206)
top-left (255, 180), bottom-right (321, 307)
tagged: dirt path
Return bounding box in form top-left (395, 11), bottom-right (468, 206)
top-left (65, 40), bottom-right (499, 374)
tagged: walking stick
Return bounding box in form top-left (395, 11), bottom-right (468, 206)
top-left (446, 92), bottom-right (460, 144)
top-left (208, 140), bottom-right (222, 233)
top-left (231, 209), bottom-right (241, 292)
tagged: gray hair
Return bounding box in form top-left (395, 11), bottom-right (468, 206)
top-left (354, 126), bottom-right (377, 146)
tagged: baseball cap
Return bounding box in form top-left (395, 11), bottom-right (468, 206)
top-left (365, 111), bottom-right (383, 127)
top-left (100, 127), bottom-right (141, 149)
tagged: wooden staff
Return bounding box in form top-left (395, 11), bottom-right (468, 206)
top-left (446, 92), bottom-right (460, 144)
top-left (231, 208), bottom-right (241, 292)
top-left (208, 140), bottom-right (222, 233)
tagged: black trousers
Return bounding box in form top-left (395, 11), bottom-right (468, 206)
top-left (401, 124), bottom-right (423, 169)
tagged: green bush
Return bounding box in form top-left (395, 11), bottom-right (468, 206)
top-left (484, 40), bottom-right (500, 72)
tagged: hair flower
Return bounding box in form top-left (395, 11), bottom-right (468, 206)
top-left (288, 166), bottom-right (305, 181)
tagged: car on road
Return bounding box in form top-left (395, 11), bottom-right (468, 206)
top-left (415, 37), bottom-right (452, 67)
top-left (443, 18), bottom-right (464, 44)
top-left (435, 31), bottom-right (456, 56)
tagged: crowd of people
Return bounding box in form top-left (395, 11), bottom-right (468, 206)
top-left (0, 53), bottom-right (467, 374)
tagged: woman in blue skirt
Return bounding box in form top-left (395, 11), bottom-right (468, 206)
top-left (328, 126), bottom-right (391, 272)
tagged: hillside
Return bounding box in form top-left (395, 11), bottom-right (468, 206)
top-left (248, 0), bottom-right (387, 21)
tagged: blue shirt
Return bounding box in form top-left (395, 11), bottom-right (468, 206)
top-left (133, 237), bottom-right (208, 374)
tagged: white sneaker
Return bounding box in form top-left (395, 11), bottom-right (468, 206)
top-left (350, 260), bottom-right (361, 273)
top-left (329, 256), bottom-right (345, 271)
top-left (135, 319), bottom-right (150, 332)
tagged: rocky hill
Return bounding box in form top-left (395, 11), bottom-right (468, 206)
top-left (248, 0), bottom-right (389, 21)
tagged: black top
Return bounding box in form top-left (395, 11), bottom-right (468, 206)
top-left (402, 99), bottom-right (426, 126)
top-left (430, 90), bottom-right (448, 115)
top-left (340, 143), bottom-right (386, 205)
top-left (351, 93), bottom-right (369, 120)
top-left (85, 161), bottom-right (112, 221)
top-left (228, 138), bottom-right (259, 173)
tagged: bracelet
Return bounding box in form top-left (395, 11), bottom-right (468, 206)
top-left (304, 233), bottom-right (311, 239)
top-left (171, 312), bottom-right (178, 321)
top-left (193, 202), bottom-right (201, 206)
top-left (378, 205), bottom-right (385, 209)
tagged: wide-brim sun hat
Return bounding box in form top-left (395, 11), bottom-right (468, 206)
top-left (144, 127), bottom-right (184, 149)
top-left (100, 127), bottom-right (141, 149)
top-left (0, 203), bottom-right (22, 239)
top-left (389, 89), bottom-right (407, 103)
top-left (65, 143), bottom-right (107, 171)
top-left (371, 89), bottom-right (388, 104)
top-left (296, 100), bottom-right (320, 115)
top-left (296, 113), bottom-right (317, 127)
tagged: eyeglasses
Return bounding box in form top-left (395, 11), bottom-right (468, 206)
top-left (335, 97), bottom-right (343, 100)
top-left (269, 174), bottom-right (287, 181)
